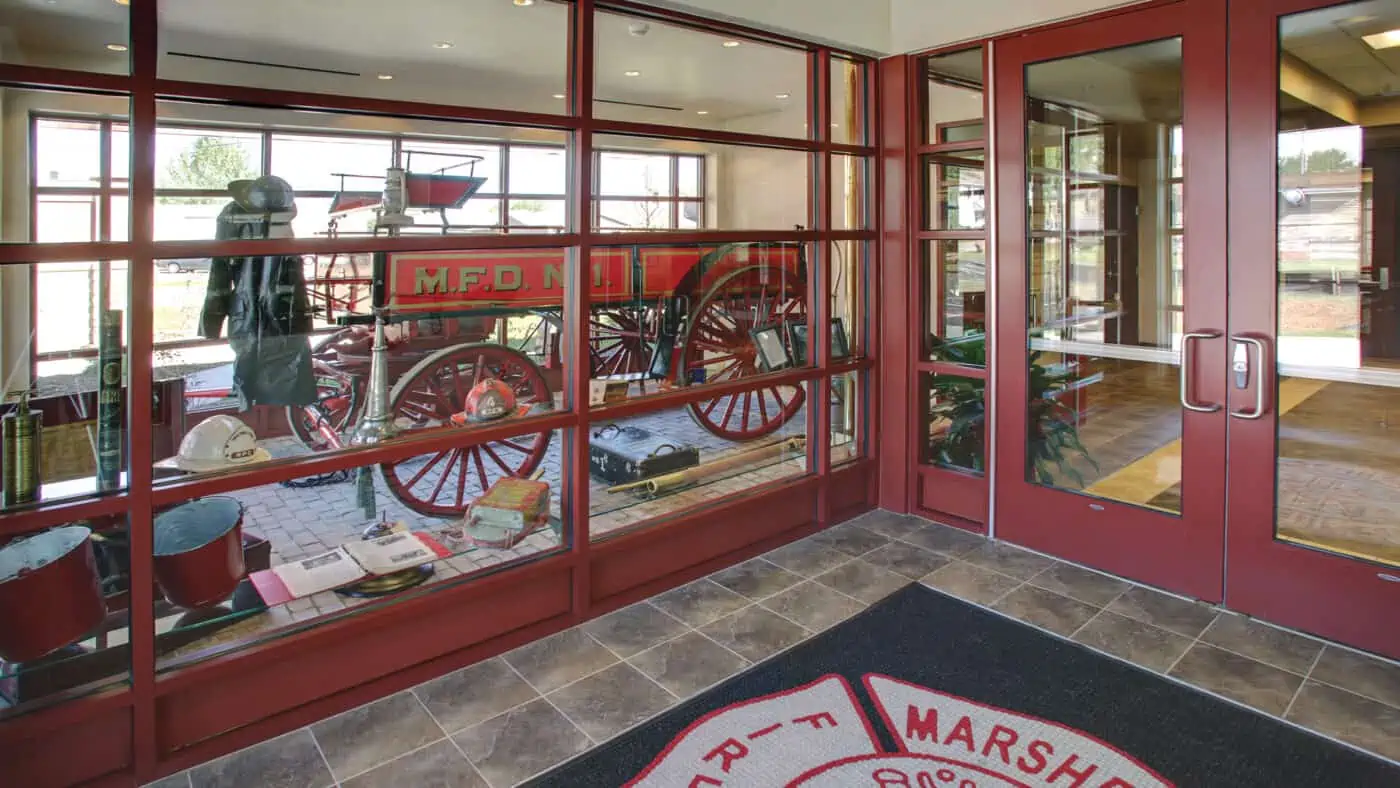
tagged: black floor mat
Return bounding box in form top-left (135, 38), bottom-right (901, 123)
top-left (529, 584), bottom-right (1399, 787)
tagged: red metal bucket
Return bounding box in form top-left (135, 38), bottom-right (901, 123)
top-left (154, 497), bottom-right (245, 609)
top-left (0, 526), bottom-right (105, 662)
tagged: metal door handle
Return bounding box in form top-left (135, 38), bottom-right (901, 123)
top-left (1230, 334), bottom-right (1268, 420)
top-left (1180, 331), bottom-right (1222, 413)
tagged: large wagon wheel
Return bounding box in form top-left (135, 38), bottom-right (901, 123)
top-left (379, 343), bottom-right (554, 517)
top-left (286, 328), bottom-right (365, 452)
top-left (680, 268), bottom-right (807, 441)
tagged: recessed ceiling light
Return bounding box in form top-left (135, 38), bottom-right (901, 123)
top-left (377, 74), bottom-right (394, 80)
top-left (831, 123), bottom-right (840, 128)
top-left (106, 43), bottom-right (128, 52)
top-left (513, 0), bottom-right (535, 6)
top-left (113, 0), bottom-right (130, 5)
top-left (775, 93), bottom-right (791, 99)
top-left (552, 93), bottom-right (566, 99)
top-left (696, 110), bottom-right (709, 115)
top-left (1364, 28), bottom-right (1400, 49)
top-left (722, 40), bottom-right (741, 48)
top-left (433, 41), bottom-right (454, 49)
top-left (624, 70), bottom-right (641, 77)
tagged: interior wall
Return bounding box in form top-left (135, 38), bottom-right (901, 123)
top-left (890, 0), bottom-right (1144, 53)
top-left (719, 108), bottom-right (811, 229)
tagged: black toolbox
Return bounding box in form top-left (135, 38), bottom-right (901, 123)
top-left (589, 424), bottom-right (700, 485)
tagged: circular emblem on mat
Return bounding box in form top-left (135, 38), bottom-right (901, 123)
top-left (624, 675), bottom-right (1171, 788)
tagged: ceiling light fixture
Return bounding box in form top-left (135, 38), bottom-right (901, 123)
top-left (377, 74), bottom-right (394, 80)
top-left (552, 93), bottom-right (566, 99)
top-left (697, 110), bottom-right (709, 115)
top-left (114, 0), bottom-right (131, 5)
top-left (106, 43), bottom-right (128, 52)
top-left (433, 41), bottom-right (454, 49)
top-left (1364, 28), bottom-right (1400, 49)
top-left (624, 70), bottom-right (641, 77)
top-left (775, 93), bottom-right (791, 99)
top-left (513, 0), bottom-right (535, 6)
top-left (722, 40), bottom-right (741, 48)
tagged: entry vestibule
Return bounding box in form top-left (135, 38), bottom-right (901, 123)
top-left (900, 0), bottom-right (1400, 661)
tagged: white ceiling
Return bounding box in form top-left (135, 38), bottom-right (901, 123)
top-left (1282, 0), bottom-right (1400, 100)
top-left (0, 0), bottom-right (824, 132)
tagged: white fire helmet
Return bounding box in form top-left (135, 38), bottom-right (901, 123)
top-left (156, 415), bottom-right (272, 473)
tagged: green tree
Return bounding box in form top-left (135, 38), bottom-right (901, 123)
top-left (162, 136), bottom-right (256, 203)
top-left (1279, 147), bottom-right (1356, 176)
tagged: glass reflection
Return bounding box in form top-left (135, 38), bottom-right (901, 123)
top-left (1023, 39), bottom-right (1186, 514)
top-left (1273, 2), bottom-right (1400, 567)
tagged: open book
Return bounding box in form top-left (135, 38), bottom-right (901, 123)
top-left (251, 531), bottom-right (451, 604)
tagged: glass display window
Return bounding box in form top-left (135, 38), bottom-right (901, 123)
top-left (589, 388), bottom-right (811, 540)
top-left (152, 247), bottom-right (571, 465)
top-left (149, 433), bottom-right (565, 671)
top-left (586, 241), bottom-right (812, 411)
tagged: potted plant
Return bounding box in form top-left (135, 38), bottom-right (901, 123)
top-left (925, 333), bottom-right (1096, 485)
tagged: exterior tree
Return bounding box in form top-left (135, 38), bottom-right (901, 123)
top-left (163, 136), bottom-right (257, 202)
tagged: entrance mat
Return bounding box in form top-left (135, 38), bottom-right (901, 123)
top-left (529, 584), bottom-right (1399, 787)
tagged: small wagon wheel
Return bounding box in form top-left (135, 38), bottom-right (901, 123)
top-left (589, 305), bottom-right (660, 395)
top-left (679, 267), bottom-right (807, 441)
top-left (380, 343), bottom-right (554, 517)
top-left (286, 328), bottom-right (365, 452)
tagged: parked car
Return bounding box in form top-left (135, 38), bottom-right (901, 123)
top-left (161, 258), bottom-right (212, 274)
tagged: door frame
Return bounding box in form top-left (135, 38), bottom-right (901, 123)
top-left (991, 0), bottom-right (1230, 602)
top-left (1225, 0), bottom-right (1400, 660)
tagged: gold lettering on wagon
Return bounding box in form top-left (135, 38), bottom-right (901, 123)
top-left (415, 267), bottom-right (450, 295)
top-left (457, 266), bottom-right (487, 292)
top-left (494, 265), bottom-right (522, 292)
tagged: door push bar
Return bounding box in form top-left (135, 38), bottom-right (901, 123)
top-left (1180, 330), bottom-right (1222, 413)
top-left (1230, 334), bottom-right (1268, 420)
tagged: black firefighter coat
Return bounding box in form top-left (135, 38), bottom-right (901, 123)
top-left (197, 201), bottom-right (317, 410)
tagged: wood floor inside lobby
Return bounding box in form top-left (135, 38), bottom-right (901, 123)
top-left (1046, 358), bottom-right (1400, 567)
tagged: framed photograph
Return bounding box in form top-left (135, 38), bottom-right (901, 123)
top-left (787, 323), bottom-right (810, 366)
top-left (831, 318), bottom-right (851, 360)
top-left (751, 325), bottom-right (791, 371)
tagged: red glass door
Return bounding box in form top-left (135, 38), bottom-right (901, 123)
top-left (1226, 0), bottom-right (1400, 659)
top-left (992, 0), bottom-right (1230, 601)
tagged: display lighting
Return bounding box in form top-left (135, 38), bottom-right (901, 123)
top-left (625, 70), bottom-right (642, 77)
top-left (106, 43), bottom-right (128, 51)
top-left (1363, 28), bottom-right (1400, 49)
top-left (433, 42), bottom-right (454, 49)
top-left (377, 74), bottom-right (395, 80)
top-left (514, 0), bottom-right (536, 6)
top-left (552, 93), bottom-right (566, 99)
top-left (775, 93), bottom-right (791, 99)
top-left (722, 41), bottom-right (741, 48)
top-left (696, 110), bottom-right (710, 115)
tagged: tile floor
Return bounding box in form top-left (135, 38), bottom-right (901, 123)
top-left (145, 510), bottom-right (1400, 788)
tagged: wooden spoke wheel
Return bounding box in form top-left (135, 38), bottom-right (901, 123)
top-left (590, 306), bottom-right (659, 396)
top-left (380, 343), bottom-right (554, 517)
top-left (286, 335), bottom-right (362, 452)
top-left (680, 268), bottom-right (807, 441)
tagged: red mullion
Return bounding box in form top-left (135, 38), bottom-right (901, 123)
top-left (150, 413), bottom-right (575, 507)
top-left (147, 232), bottom-right (582, 261)
top-left (0, 241), bottom-right (133, 265)
top-left (916, 139), bottom-right (985, 156)
top-left (919, 360), bottom-right (988, 380)
top-left (153, 80), bottom-right (579, 132)
top-left (589, 118), bottom-right (820, 153)
top-left (916, 230), bottom-right (984, 242)
top-left (826, 141), bottom-right (876, 157)
top-left (594, 230), bottom-right (822, 247)
top-left (586, 367), bottom-right (819, 423)
top-left (128, 0), bottom-right (157, 780)
top-left (0, 494), bottom-right (129, 539)
top-left (813, 49), bottom-right (834, 529)
top-left (569, 0), bottom-right (595, 623)
top-left (0, 63), bottom-right (132, 94)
